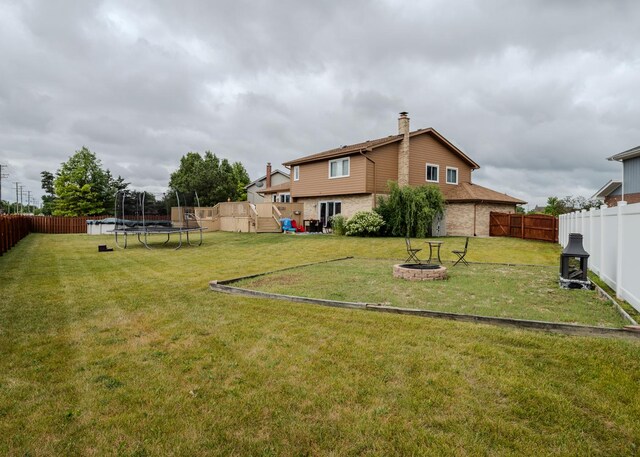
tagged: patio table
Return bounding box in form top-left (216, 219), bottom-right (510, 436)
top-left (426, 240), bottom-right (444, 264)
top-left (304, 219), bottom-right (322, 233)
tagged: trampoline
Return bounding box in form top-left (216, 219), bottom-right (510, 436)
top-left (110, 191), bottom-right (203, 250)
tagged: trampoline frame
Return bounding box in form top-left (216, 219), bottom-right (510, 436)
top-left (110, 191), bottom-right (203, 250)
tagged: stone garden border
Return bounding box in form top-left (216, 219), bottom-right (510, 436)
top-left (209, 258), bottom-right (640, 339)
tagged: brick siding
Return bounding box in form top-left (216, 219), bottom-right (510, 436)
top-left (604, 192), bottom-right (640, 207)
top-left (445, 202), bottom-right (516, 237)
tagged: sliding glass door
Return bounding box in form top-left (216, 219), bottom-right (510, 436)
top-left (319, 201), bottom-right (341, 228)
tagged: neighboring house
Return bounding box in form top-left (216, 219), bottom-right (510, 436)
top-left (245, 163), bottom-right (290, 204)
top-left (592, 180), bottom-right (622, 207)
top-left (593, 145), bottom-right (640, 206)
top-left (274, 112), bottom-right (525, 236)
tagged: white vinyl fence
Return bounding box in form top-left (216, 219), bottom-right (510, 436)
top-left (559, 201), bottom-right (640, 312)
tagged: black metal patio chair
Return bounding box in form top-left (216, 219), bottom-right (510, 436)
top-left (405, 237), bottom-right (422, 264)
top-left (452, 237), bottom-right (470, 266)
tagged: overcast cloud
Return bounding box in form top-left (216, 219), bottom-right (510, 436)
top-left (1, 0), bottom-right (639, 208)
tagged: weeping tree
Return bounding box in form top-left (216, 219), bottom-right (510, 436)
top-left (376, 182), bottom-right (445, 237)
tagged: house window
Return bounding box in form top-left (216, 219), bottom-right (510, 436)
top-left (446, 167), bottom-right (458, 184)
top-left (329, 157), bottom-right (350, 178)
top-left (319, 201), bottom-right (341, 228)
top-left (426, 164), bottom-right (439, 183)
top-left (293, 166), bottom-right (299, 181)
top-left (271, 194), bottom-right (278, 202)
top-left (279, 193), bottom-right (291, 203)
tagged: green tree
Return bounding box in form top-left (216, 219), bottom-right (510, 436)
top-left (232, 161), bottom-right (250, 201)
top-left (48, 147), bottom-right (127, 216)
top-left (0, 199), bottom-right (10, 214)
top-left (544, 196), bottom-right (568, 216)
top-left (544, 195), bottom-right (600, 216)
top-left (375, 182), bottom-right (445, 237)
top-left (168, 151), bottom-right (250, 206)
top-left (40, 171), bottom-right (57, 215)
top-left (565, 196), bottom-right (600, 211)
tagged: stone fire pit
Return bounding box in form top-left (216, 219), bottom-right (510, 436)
top-left (393, 263), bottom-right (448, 281)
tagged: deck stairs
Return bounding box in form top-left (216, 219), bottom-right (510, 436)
top-left (256, 216), bottom-right (281, 233)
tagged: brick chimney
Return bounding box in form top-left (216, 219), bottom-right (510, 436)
top-left (398, 112), bottom-right (410, 186)
top-left (266, 162), bottom-right (272, 189)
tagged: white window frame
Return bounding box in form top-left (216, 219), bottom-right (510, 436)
top-left (278, 192), bottom-right (291, 203)
top-left (328, 157), bottom-right (350, 179)
top-left (426, 163), bottom-right (439, 183)
top-left (293, 166), bottom-right (299, 181)
top-left (318, 200), bottom-right (342, 228)
top-left (446, 166), bottom-right (459, 185)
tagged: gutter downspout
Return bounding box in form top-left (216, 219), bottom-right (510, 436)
top-left (359, 148), bottom-right (376, 207)
top-left (473, 202), bottom-right (477, 237)
top-left (284, 165), bottom-right (292, 202)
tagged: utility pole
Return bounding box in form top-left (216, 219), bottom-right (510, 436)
top-left (27, 191), bottom-right (32, 214)
top-left (19, 185), bottom-right (24, 214)
top-left (14, 182), bottom-right (20, 214)
top-left (0, 164), bottom-right (7, 213)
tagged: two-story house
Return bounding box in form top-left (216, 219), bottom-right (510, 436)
top-left (264, 112), bottom-right (525, 236)
top-left (593, 145), bottom-right (640, 206)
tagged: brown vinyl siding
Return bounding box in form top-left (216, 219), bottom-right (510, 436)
top-left (408, 134), bottom-right (473, 192)
top-left (291, 132), bottom-right (474, 198)
top-left (291, 153), bottom-right (367, 198)
top-left (367, 142), bottom-right (399, 194)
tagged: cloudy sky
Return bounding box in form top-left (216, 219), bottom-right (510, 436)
top-left (1, 0), bottom-right (639, 209)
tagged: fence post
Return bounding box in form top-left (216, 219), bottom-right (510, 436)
top-left (615, 201), bottom-right (627, 300)
top-left (588, 208), bottom-right (594, 254)
top-left (559, 214), bottom-right (563, 246)
top-left (599, 204), bottom-right (607, 281)
top-left (589, 207), bottom-right (595, 272)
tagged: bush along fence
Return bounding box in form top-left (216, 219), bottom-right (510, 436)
top-left (490, 212), bottom-right (558, 242)
top-left (559, 202), bottom-right (640, 312)
top-left (0, 214), bottom-right (168, 256)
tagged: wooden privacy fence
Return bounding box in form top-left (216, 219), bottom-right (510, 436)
top-left (490, 212), bottom-right (558, 242)
top-left (0, 215), bottom-right (31, 256)
top-left (29, 215), bottom-right (168, 234)
top-left (0, 215), bottom-right (170, 255)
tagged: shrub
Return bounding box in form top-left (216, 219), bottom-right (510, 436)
top-left (330, 214), bottom-right (347, 236)
top-left (345, 211), bottom-right (385, 236)
top-left (376, 182), bottom-right (445, 237)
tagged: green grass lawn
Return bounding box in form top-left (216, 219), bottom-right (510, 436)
top-left (235, 258), bottom-right (628, 327)
top-left (1, 232), bottom-right (639, 455)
